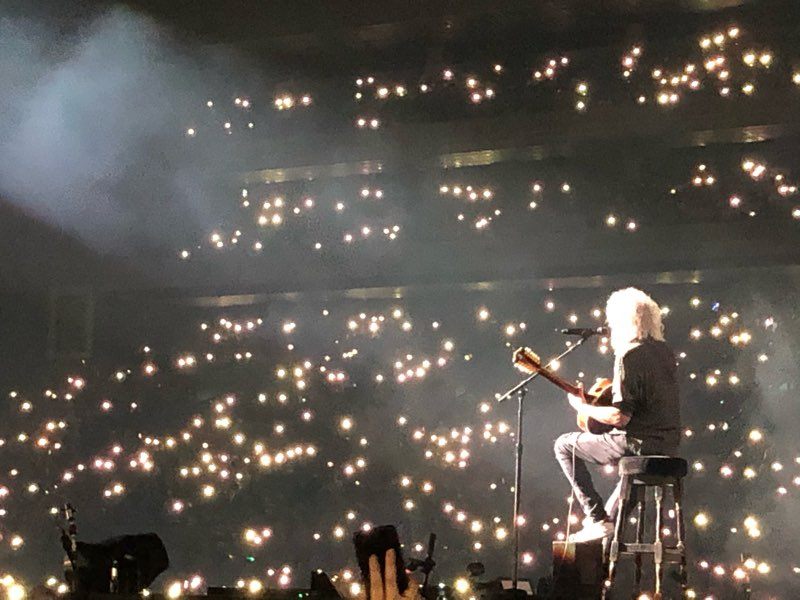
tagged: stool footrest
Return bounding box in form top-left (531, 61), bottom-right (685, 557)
top-left (617, 544), bottom-right (685, 561)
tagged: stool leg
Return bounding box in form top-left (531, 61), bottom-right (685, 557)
top-left (607, 475), bottom-right (631, 592)
top-left (653, 486), bottom-right (664, 599)
top-left (673, 480), bottom-right (688, 595)
top-left (633, 486), bottom-right (646, 596)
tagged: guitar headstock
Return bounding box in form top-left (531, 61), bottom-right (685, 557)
top-left (512, 346), bottom-right (542, 374)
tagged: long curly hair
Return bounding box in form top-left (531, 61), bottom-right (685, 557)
top-left (605, 287), bottom-right (664, 353)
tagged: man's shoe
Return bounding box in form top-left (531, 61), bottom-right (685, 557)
top-left (568, 518), bottom-right (614, 543)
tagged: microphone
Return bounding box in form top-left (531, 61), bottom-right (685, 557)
top-left (559, 326), bottom-right (609, 337)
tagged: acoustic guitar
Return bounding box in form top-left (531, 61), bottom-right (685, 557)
top-left (512, 346), bottom-right (614, 434)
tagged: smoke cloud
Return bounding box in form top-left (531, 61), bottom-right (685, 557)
top-left (0, 8), bottom-right (237, 256)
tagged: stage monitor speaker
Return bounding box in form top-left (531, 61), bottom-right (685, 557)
top-left (551, 541), bottom-right (604, 599)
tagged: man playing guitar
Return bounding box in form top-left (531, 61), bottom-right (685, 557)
top-left (540, 288), bottom-right (681, 542)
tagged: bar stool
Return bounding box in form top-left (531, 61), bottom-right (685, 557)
top-left (605, 456), bottom-right (688, 599)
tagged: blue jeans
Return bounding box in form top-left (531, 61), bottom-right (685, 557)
top-left (553, 431), bottom-right (642, 522)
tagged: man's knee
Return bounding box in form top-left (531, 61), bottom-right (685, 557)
top-left (554, 432), bottom-right (575, 459)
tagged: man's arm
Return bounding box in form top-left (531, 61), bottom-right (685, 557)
top-left (568, 392), bottom-right (631, 428)
top-left (578, 403), bottom-right (631, 428)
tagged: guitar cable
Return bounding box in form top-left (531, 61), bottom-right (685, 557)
top-left (563, 441), bottom-right (578, 542)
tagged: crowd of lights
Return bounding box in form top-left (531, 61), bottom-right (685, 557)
top-left (3, 18), bottom-right (800, 600)
top-left (1, 283), bottom-right (797, 598)
top-left (184, 24), bottom-right (800, 142)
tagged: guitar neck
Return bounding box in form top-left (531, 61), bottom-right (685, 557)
top-left (531, 362), bottom-right (583, 397)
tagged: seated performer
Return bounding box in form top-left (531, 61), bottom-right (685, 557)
top-left (554, 287), bottom-right (681, 542)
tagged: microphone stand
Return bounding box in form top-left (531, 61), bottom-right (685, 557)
top-left (496, 334), bottom-right (594, 594)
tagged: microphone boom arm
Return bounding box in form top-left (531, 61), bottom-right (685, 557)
top-left (497, 334), bottom-right (591, 402)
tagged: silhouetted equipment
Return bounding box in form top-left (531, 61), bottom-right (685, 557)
top-left (208, 589), bottom-right (323, 600)
top-left (60, 504), bottom-right (79, 592)
top-left (472, 577), bottom-right (534, 600)
top-left (309, 570), bottom-right (341, 598)
top-left (466, 562), bottom-right (485, 578)
top-left (407, 533), bottom-right (437, 596)
top-left (207, 571), bottom-right (341, 600)
top-left (465, 563), bottom-right (534, 600)
top-left (61, 532), bottom-right (169, 593)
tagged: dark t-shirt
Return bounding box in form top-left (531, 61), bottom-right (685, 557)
top-left (612, 337), bottom-right (681, 455)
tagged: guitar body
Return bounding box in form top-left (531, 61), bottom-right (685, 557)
top-left (512, 347), bottom-right (616, 435)
top-left (576, 378), bottom-right (614, 434)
